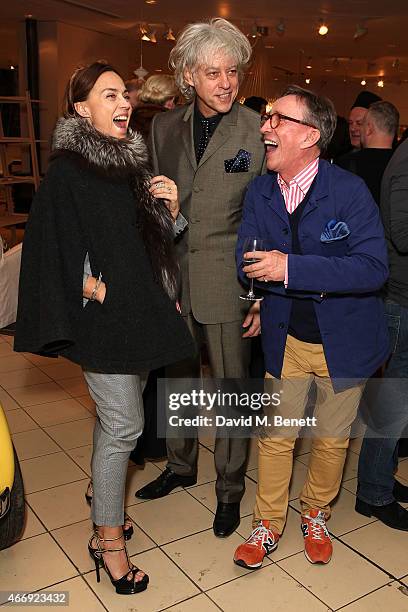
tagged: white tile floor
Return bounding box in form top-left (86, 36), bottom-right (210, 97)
top-left (1, 332), bottom-right (408, 611)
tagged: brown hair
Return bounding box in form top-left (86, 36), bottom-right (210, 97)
top-left (279, 84), bottom-right (337, 152)
top-left (63, 61), bottom-right (122, 118)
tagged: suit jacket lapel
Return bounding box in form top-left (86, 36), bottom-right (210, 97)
top-left (181, 103), bottom-right (197, 171)
top-left (197, 102), bottom-right (239, 168)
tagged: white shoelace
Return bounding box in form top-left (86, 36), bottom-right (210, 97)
top-left (247, 523), bottom-right (276, 548)
top-left (304, 511), bottom-right (330, 541)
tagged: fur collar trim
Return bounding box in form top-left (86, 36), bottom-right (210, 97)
top-left (52, 116), bottom-right (149, 176)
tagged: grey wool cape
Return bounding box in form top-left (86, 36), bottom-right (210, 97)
top-left (14, 117), bottom-right (195, 373)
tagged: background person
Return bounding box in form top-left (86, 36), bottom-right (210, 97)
top-left (356, 136), bottom-right (408, 531)
top-left (337, 101), bottom-right (399, 204)
top-left (129, 74), bottom-right (179, 140)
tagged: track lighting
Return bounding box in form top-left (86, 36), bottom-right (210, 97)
top-left (164, 26), bottom-right (175, 41)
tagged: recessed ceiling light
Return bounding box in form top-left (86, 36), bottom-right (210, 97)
top-left (361, 79), bottom-right (367, 85)
top-left (305, 78), bottom-right (311, 84)
top-left (377, 79), bottom-right (384, 87)
top-left (318, 22), bottom-right (329, 36)
top-left (145, 0), bottom-right (156, 4)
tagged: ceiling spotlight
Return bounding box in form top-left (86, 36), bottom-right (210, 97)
top-left (9, 64), bottom-right (15, 70)
top-left (354, 24), bottom-right (368, 40)
top-left (306, 57), bottom-right (312, 69)
top-left (145, 0), bottom-right (156, 3)
top-left (140, 25), bottom-right (150, 41)
top-left (318, 20), bottom-right (329, 36)
top-left (164, 26), bottom-right (176, 41)
top-left (377, 79), bottom-right (384, 88)
top-left (305, 78), bottom-right (311, 84)
top-left (361, 79), bottom-right (367, 85)
top-left (276, 19), bottom-right (285, 36)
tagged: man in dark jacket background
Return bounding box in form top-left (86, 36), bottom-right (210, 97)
top-left (357, 138), bottom-right (408, 531)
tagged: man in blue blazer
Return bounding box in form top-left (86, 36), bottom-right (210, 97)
top-left (233, 85), bottom-right (389, 568)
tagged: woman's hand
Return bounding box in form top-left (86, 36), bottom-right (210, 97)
top-left (150, 175), bottom-right (179, 221)
top-left (83, 276), bottom-right (106, 304)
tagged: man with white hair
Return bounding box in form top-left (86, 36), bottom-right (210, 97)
top-left (135, 18), bottom-right (265, 538)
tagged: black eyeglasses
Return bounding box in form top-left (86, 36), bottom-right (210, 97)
top-left (260, 112), bottom-right (317, 130)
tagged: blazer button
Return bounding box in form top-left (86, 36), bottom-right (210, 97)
top-left (278, 322), bottom-right (285, 329)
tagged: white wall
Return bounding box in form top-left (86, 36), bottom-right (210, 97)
top-left (37, 21), bottom-right (131, 168)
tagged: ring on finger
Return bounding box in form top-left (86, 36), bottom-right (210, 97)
top-left (263, 276), bottom-right (268, 282)
top-left (155, 181), bottom-right (164, 188)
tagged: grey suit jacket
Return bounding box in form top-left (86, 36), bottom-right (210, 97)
top-left (149, 101), bottom-right (265, 324)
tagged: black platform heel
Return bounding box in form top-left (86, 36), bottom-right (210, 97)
top-left (85, 481), bottom-right (134, 541)
top-left (88, 531), bottom-right (149, 595)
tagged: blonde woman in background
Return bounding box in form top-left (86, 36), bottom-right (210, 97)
top-left (129, 74), bottom-right (180, 140)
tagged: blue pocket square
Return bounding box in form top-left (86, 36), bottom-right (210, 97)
top-left (224, 149), bottom-right (251, 173)
top-left (320, 219), bottom-right (350, 243)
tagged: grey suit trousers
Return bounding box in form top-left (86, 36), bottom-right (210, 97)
top-left (166, 314), bottom-right (251, 503)
top-left (83, 371), bottom-right (147, 526)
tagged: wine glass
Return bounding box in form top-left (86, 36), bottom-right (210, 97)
top-left (240, 236), bottom-right (265, 301)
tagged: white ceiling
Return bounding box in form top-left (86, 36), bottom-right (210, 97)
top-left (2, 0), bottom-right (408, 86)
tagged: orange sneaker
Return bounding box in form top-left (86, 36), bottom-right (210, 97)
top-left (233, 520), bottom-right (279, 569)
top-left (301, 509), bottom-right (332, 564)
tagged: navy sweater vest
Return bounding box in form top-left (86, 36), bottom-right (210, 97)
top-left (287, 180), bottom-right (322, 344)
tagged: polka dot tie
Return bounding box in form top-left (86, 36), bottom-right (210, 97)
top-left (197, 118), bottom-right (210, 162)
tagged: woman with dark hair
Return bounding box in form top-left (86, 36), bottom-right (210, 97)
top-left (14, 61), bottom-right (194, 595)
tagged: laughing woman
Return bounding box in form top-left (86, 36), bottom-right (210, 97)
top-left (14, 62), bottom-right (194, 595)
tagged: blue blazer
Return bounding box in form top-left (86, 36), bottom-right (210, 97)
top-left (236, 159), bottom-right (390, 384)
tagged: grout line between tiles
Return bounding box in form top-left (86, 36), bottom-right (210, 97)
top-left (159, 592), bottom-right (224, 612)
top-left (75, 574), bottom-right (110, 612)
top-left (24, 476), bottom-right (89, 497)
top-left (203, 560), bottom-right (335, 611)
top-left (333, 579), bottom-right (398, 611)
top-left (331, 531), bottom-right (405, 584)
